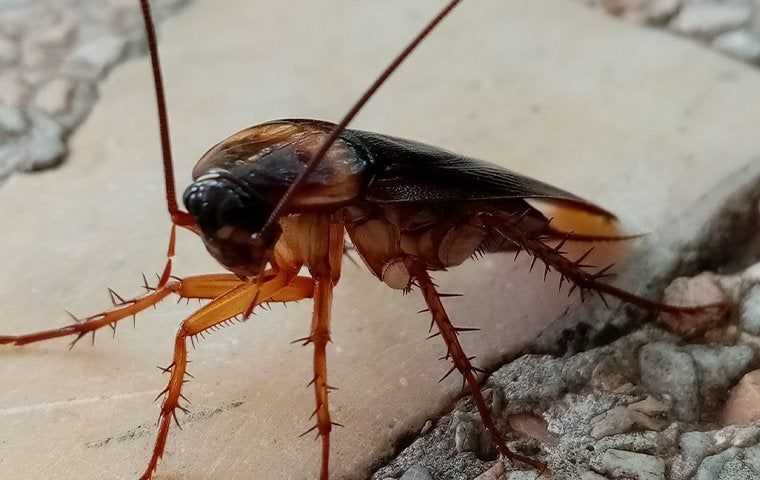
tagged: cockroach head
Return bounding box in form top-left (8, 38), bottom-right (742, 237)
top-left (183, 170), bottom-right (280, 277)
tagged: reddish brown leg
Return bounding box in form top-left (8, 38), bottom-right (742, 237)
top-left (300, 277), bottom-right (336, 480)
top-left (139, 271), bottom-right (314, 480)
top-left (0, 271), bottom-right (314, 348)
top-left (408, 261), bottom-right (545, 472)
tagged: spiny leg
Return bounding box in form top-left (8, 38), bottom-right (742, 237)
top-left (300, 277), bottom-right (337, 480)
top-left (484, 212), bottom-right (729, 328)
top-left (0, 273), bottom-right (256, 348)
top-left (140, 271), bottom-right (314, 480)
top-left (408, 260), bottom-right (545, 472)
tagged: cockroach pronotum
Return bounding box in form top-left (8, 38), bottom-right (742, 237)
top-left (0, 1), bottom-right (728, 479)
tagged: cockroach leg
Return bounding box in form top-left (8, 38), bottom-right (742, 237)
top-left (0, 273), bottom-right (313, 348)
top-left (301, 277), bottom-right (337, 480)
top-left (483, 212), bottom-right (729, 331)
top-left (140, 270), bottom-right (315, 480)
top-left (407, 260), bottom-right (547, 473)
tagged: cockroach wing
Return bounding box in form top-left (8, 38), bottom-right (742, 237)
top-left (342, 129), bottom-right (616, 220)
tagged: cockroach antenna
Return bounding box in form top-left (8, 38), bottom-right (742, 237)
top-left (138, 0), bottom-right (194, 227)
top-left (259, 0), bottom-right (463, 237)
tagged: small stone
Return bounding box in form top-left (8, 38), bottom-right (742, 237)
top-left (508, 413), bottom-right (551, 443)
top-left (419, 419), bottom-right (433, 435)
top-left (591, 406), bottom-right (666, 439)
top-left (16, 109), bottom-right (66, 172)
top-left (599, 0), bottom-right (682, 23)
top-left (400, 464), bottom-right (433, 480)
top-left (591, 356), bottom-right (634, 392)
top-left (32, 77), bottom-right (97, 132)
top-left (33, 77), bottom-right (77, 117)
top-left (671, 431), bottom-right (714, 480)
top-left (659, 273), bottom-right (729, 336)
top-left (713, 29), bottom-right (760, 63)
top-left (474, 461), bottom-right (504, 480)
top-left (670, 0), bottom-right (754, 39)
top-left (639, 342), bottom-right (699, 421)
top-left (717, 457), bottom-right (760, 480)
top-left (645, 0), bottom-right (682, 24)
top-left (506, 471), bottom-right (541, 480)
top-left (455, 419), bottom-right (480, 453)
top-left (581, 472), bottom-right (608, 480)
top-left (744, 262), bottom-right (760, 284)
top-left (744, 444), bottom-right (760, 472)
top-left (685, 344), bottom-right (754, 411)
top-left (64, 34), bottom-right (127, 79)
top-left (591, 449), bottom-right (665, 480)
top-left (695, 447), bottom-right (741, 480)
top-left (0, 105), bottom-right (27, 136)
top-left (721, 369), bottom-right (760, 425)
top-left (740, 285), bottom-right (760, 335)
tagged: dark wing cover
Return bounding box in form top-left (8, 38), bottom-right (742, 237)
top-left (343, 129), bottom-right (615, 219)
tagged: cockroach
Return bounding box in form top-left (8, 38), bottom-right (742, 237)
top-left (0, 1), bottom-right (727, 479)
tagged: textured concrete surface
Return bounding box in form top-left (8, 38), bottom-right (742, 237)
top-left (2, 1), bottom-right (760, 479)
top-left (0, 0), bottom-right (190, 179)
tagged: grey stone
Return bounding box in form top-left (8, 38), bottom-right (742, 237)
top-left (595, 431), bottom-right (661, 455)
top-left (639, 343), bottom-right (699, 421)
top-left (0, 105), bottom-right (27, 135)
top-left (670, 0), bottom-right (754, 38)
top-left (454, 419), bottom-right (480, 453)
top-left (671, 431), bottom-right (715, 480)
top-left (581, 471), bottom-right (608, 480)
top-left (590, 449), bottom-right (665, 480)
top-left (685, 344), bottom-right (754, 409)
top-left (63, 34), bottom-right (126, 79)
top-left (32, 76), bottom-right (97, 132)
top-left (645, 0), bottom-right (682, 23)
top-left (714, 29), bottom-right (760, 63)
top-left (400, 464), bottom-right (433, 480)
top-left (744, 444), bottom-right (760, 472)
top-left (591, 406), bottom-right (666, 439)
top-left (741, 285), bottom-right (760, 335)
top-left (717, 456), bottom-right (760, 480)
top-left (494, 355), bottom-right (567, 405)
top-left (16, 109), bottom-right (65, 172)
top-left (696, 447), bottom-right (741, 480)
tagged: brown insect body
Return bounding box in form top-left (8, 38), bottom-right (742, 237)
top-left (187, 118), bottom-right (611, 285)
top-left (0, 1), bottom-right (727, 479)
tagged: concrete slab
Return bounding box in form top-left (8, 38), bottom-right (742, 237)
top-left (1, 1), bottom-right (760, 479)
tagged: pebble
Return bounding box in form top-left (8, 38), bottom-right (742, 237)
top-left (695, 447), bottom-right (741, 480)
top-left (721, 369), bottom-right (760, 425)
top-left (659, 273), bottom-right (728, 336)
top-left (400, 464), bottom-right (433, 480)
top-left (740, 285), bottom-right (760, 335)
top-left (713, 29), bottom-right (760, 63)
top-left (63, 34), bottom-right (127, 79)
top-left (684, 344), bottom-right (754, 411)
top-left (716, 457), bottom-right (760, 480)
top-left (599, 0), bottom-right (682, 23)
top-left (670, 0), bottom-right (754, 39)
top-left (590, 448), bottom-right (665, 480)
top-left (639, 342), bottom-right (699, 421)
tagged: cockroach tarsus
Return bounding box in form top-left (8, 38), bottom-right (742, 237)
top-left (0, 1), bottom-right (728, 479)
